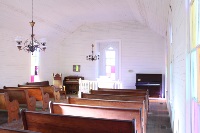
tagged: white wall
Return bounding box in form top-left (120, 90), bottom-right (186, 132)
top-left (0, 29), bottom-right (30, 88)
top-left (60, 21), bottom-right (165, 89)
top-left (0, 28), bottom-right (61, 87)
top-left (39, 38), bottom-right (62, 85)
top-left (167, 0), bottom-right (189, 132)
top-left (0, 21), bottom-right (165, 90)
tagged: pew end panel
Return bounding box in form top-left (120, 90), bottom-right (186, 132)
top-left (0, 92), bottom-right (20, 123)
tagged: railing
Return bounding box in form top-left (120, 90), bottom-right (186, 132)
top-left (78, 79), bottom-right (122, 97)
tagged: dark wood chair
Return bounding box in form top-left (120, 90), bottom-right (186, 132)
top-left (53, 73), bottom-right (66, 99)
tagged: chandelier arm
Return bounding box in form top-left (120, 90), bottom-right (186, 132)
top-left (33, 37), bottom-right (40, 45)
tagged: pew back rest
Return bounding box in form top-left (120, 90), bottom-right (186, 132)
top-left (81, 92), bottom-right (146, 101)
top-left (68, 97), bottom-right (144, 109)
top-left (4, 86), bottom-right (45, 101)
top-left (98, 88), bottom-right (148, 94)
top-left (67, 96), bottom-right (147, 133)
top-left (18, 84), bottom-right (46, 87)
top-left (41, 86), bottom-right (55, 98)
top-left (1, 88), bottom-right (37, 111)
top-left (41, 86), bottom-right (60, 102)
top-left (81, 92), bottom-right (149, 111)
top-left (26, 81), bottom-right (49, 86)
top-left (17, 87), bottom-right (49, 110)
top-left (21, 110), bottom-right (136, 133)
top-left (91, 90), bottom-right (147, 96)
top-left (17, 87), bottom-right (44, 101)
top-left (50, 102), bottom-right (142, 133)
top-left (0, 89), bottom-right (28, 104)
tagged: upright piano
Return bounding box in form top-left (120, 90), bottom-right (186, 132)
top-left (135, 74), bottom-right (163, 98)
top-left (63, 76), bottom-right (84, 94)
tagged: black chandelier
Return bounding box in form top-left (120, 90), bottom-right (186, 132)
top-left (15, 0), bottom-right (47, 55)
top-left (86, 44), bottom-right (99, 61)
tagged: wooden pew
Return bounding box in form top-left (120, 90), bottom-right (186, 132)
top-left (41, 86), bottom-right (60, 102)
top-left (90, 90), bottom-right (149, 110)
top-left (98, 88), bottom-right (148, 95)
top-left (21, 109), bottom-right (136, 133)
top-left (0, 92), bottom-right (19, 123)
top-left (91, 89), bottom-right (147, 96)
top-left (18, 84), bottom-right (46, 87)
top-left (1, 88), bottom-right (36, 111)
top-left (49, 101), bottom-right (142, 133)
top-left (4, 87), bottom-right (49, 111)
top-left (18, 85), bottom-right (61, 102)
top-left (81, 92), bottom-right (148, 111)
top-left (0, 127), bottom-right (40, 133)
top-left (25, 81), bottom-right (49, 86)
top-left (65, 96), bottom-right (147, 133)
top-left (97, 88), bottom-right (149, 109)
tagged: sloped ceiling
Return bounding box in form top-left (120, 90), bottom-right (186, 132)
top-left (0, 0), bottom-right (170, 44)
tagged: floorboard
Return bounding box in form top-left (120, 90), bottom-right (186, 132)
top-left (147, 98), bottom-right (172, 133)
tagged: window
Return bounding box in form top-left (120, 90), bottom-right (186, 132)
top-left (97, 40), bottom-right (121, 81)
top-left (190, 0), bottom-right (199, 101)
top-left (191, 51), bottom-right (197, 98)
top-left (105, 49), bottom-right (115, 80)
top-left (31, 51), bottom-right (39, 82)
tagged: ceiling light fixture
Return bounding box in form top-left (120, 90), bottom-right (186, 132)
top-left (86, 44), bottom-right (99, 61)
top-left (15, 0), bottom-right (47, 55)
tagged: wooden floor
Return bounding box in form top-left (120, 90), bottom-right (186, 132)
top-left (0, 95), bottom-right (173, 133)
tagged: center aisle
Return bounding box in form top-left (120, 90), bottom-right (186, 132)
top-left (147, 98), bottom-right (172, 133)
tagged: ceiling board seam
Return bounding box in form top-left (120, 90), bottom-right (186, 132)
top-left (0, 1), bottom-right (70, 35)
top-left (136, 0), bottom-right (148, 26)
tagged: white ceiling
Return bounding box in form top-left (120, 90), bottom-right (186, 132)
top-left (0, 0), bottom-right (170, 43)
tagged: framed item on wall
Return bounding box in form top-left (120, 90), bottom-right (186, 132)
top-left (73, 65), bottom-right (80, 72)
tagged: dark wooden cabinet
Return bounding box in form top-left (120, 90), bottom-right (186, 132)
top-left (63, 76), bottom-right (84, 94)
top-left (135, 74), bottom-right (162, 98)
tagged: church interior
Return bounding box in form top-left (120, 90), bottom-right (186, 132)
top-left (0, 0), bottom-right (199, 133)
